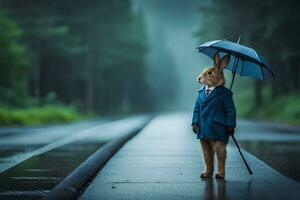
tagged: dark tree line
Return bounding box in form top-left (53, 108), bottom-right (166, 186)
top-left (0, 0), bottom-right (153, 114)
top-left (196, 0), bottom-right (300, 107)
top-left (0, 10), bottom-right (28, 106)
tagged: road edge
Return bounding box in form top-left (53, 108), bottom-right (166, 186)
top-left (44, 116), bottom-right (152, 200)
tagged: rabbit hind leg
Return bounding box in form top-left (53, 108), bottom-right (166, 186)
top-left (211, 140), bottom-right (226, 178)
top-left (200, 139), bottom-right (214, 177)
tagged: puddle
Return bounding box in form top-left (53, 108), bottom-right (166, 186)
top-left (240, 141), bottom-right (300, 183)
top-left (0, 141), bottom-right (105, 200)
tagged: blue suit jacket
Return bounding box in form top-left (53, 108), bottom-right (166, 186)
top-left (191, 85), bottom-right (236, 143)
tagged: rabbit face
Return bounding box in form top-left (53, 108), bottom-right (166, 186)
top-left (197, 53), bottom-right (230, 87)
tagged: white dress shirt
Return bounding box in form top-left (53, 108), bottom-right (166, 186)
top-left (205, 85), bottom-right (215, 96)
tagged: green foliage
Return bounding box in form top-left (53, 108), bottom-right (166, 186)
top-left (0, 11), bottom-right (28, 105)
top-left (253, 94), bottom-right (300, 124)
top-left (233, 88), bottom-right (254, 118)
top-left (0, 0), bottom-right (151, 124)
top-left (234, 86), bottom-right (300, 124)
top-left (0, 105), bottom-right (81, 126)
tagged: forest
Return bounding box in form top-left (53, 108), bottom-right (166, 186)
top-left (0, 0), bottom-right (167, 125)
top-left (196, 0), bottom-right (300, 123)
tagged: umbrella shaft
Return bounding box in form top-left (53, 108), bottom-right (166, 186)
top-left (230, 72), bottom-right (236, 90)
top-left (231, 134), bottom-right (253, 175)
top-left (230, 57), bottom-right (239, 90)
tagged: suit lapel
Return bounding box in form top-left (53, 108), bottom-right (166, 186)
top-left (200, 89), bottom-right (206, 103)
top-left (205, 88), bottom-right (217, 102)
top-left (198, 86), bottom-right (206, 103)
top-left (204, 86), bottom-right (221, 103)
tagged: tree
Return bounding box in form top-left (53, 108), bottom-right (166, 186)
top-left (0, 0), bottom-right (152, 114)
top-left (0, 11), bottom-right (28, 105)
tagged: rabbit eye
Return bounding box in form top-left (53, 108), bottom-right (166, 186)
top-left (208, 71), bottom-right (213, 76)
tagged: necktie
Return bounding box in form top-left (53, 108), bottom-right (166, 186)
top-left (205, 89), bottom-right (211, 96)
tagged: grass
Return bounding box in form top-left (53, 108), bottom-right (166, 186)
top-left (254, 94), bottom-right (300, 124)
top-left (0, 105), bottom-right (84, 127)
top-left (234, 87), bottom-right (300, 125)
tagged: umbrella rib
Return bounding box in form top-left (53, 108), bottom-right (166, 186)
top-left (256, 55), bottom-right (275, 78)
top-left (264, 65), bottom-right (276, 78)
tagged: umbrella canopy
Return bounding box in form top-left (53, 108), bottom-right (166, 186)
top-left (196, 39), bottom-right (275, 82)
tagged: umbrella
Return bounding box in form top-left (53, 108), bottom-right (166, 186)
top-left (196, 36), bottom-right (275, 175)
top-left (196, 36), bottom-right (275, 90)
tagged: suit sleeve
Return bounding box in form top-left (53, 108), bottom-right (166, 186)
top-left (191, 95), bottom-right (200, 126)
top-left (223, 91), bottom-right (236, 127)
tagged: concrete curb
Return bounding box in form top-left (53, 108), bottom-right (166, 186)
top-left (44, 118), bottom-right (151, 200)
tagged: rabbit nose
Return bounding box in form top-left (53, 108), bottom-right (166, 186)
top-left (197, 76), bottom-right (201, 82)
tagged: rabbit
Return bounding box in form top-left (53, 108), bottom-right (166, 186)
top-left (191, 52), bottom-right (236, 179)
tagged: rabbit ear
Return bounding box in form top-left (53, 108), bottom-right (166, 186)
top-left (213, 53), bottom-right (220, 66)
top-left (218, 54), bottom-right (230, 71)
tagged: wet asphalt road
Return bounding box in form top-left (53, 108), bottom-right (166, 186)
top-left (235, 120), bottom-right (300, 183)
top-left (0, 114), bottom-right (300, 199)
top-left (0, 120), bottom-right (107, 174)
top-left (79, 114), bottom-right (300, 200)
top-left (0, 116), bottom-right (149, 200)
